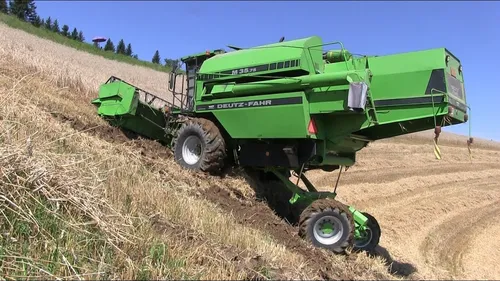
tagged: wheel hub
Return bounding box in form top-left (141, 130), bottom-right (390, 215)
top-left (313, 216), bottom-right (343, 245)
top-left (182, 135), bottom-right (202, 165)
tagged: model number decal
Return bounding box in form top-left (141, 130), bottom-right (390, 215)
top-left (231, 67), bottom-right (258, 75)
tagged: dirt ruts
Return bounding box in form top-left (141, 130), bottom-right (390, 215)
top-left (198, 184), bottom-right (352, 280)
top-left (50, 111), bottom-right (173, 161)
top-left (48, 109), bottom-right (418, 279)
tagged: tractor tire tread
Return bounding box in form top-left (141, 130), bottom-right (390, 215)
top-left (298, 198), bottom-right (354, 253)
top-left (173, 117), bottom-right (227, 175)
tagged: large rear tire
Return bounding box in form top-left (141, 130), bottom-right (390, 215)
top-left (298, 198), bottom-right (354, 254)
top-left (173, 118), bottom-right (227, 174)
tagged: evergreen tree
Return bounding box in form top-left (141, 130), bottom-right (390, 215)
top-left (78, 31), bottom-right (84, 42)
top-left (9, 0), bottom-right (37, 21)
top-left (116, 39), bottom-right (126, 55)
top-left (132, 54), bottom-right (138, 59)
top-left (32, 15), bottom-right (41, 27)
top-left (125, 43), bottom-right (133, 56)
top-left (40, 18), bottom-right (45, 27)
top-left (44, 16), bottom-right (52, 29)
top-left (164, 58), bottom-right (180, 70)
top-left (0, 0), bottom-right (8, 14)
top-left (71, 27), bottom-right (78, 40)
top-left (25, 0), bottom-right (37, 23)
top-left (104, 38), bottom-right (115, 52)
top-left (52, 19), bottom-right (60, 33)
top-left (61, 24), bottom-right (69, 37)
top-left (9, 0), bottom-right (26, 19)
top-left (152, 50), bottom-right (160, 64)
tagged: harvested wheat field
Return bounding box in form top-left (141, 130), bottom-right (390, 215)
top-left (1, 21), bottom-right (500, 280)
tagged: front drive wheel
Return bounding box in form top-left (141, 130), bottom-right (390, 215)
top-left (173, 118), bottom-right (227, 174)
top-left (298, 199), bottom-right (354, 254)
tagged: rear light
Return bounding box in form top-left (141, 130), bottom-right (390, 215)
top-left (451, 68), bottom-right (457, 77)
top-left (308, 118), bottom-right (318, 134)
top-left (448, 105), bottom-right (454, 116)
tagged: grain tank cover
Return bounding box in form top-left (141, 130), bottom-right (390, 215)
top-left (198, 36), bottom-right (325, 81)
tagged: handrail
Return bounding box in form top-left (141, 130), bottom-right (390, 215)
top-left (106, 75), bottom-right (178, 111)
top-left (308, 41), bottom-right (350, 70)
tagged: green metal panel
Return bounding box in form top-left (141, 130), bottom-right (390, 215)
top-left (197, 36), bottom-right (324, 84)
top-left (203, 70), bottom-right (356, 98)
top-left (91, 80), bottom-right (172, 144)
top-left (197, 92), bottom-right (310, 139)
top-left (444, 49), bottom-right (466, 103)
top-left (367, 48), bottom-right (446, 100)
top-left (308, 85), bottom-right (351, 114)
top-left (92, 81), bottom-right (138, 116)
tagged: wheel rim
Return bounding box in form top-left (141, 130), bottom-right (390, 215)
top-left (354, 226), bottom-right (373, 248)
top-left (313, 215), bottom-right (344, 245)
top-left (182, 135), bottom-right (202, 165)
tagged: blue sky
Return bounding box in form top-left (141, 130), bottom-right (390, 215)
top-left (35, 1), bottom-right (500, 141)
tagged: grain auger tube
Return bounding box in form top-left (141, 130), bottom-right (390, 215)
top-left (92, 36), bottom-right (469, 254)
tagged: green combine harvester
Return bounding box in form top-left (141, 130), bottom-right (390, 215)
top-left (91, 36), bottom-right (469, 254)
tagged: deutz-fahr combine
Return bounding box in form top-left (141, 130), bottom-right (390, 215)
top-left (92, 36), bottom-right (469, 254)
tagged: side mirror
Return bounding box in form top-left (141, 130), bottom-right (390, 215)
top-left (168, 72), bottom-right (176, 92)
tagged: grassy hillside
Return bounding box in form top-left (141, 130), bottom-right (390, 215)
top-left (0, 22), bottom-right (397, 280)
top-left (0, 13), bottom-right (170, 73)
top-left (1, 19), bottom-right (500, 280)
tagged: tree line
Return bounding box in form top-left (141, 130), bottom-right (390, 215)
top-left (151, 49), bottom-right (180, 70)
top-left (1, 0), bottom-right (140, 59)
top-left (1, 0), bottom-right (86, 42)
top-left (101, 38), bottom-right (137, 59)
top-left (1, 0), bottom-right (180, 68)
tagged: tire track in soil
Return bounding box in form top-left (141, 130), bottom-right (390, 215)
top-left (312, 162), bottom-right (500, 187)
top-left (367, 177), bottom-right (499, 236)
top-left (461, 215), bottom-right (500, 279)
top-left (147, 212), bottom-right (290, 280)
top-left (349, 173), bottom-right (500, 210)
top-left (197, 185), bottom-right (347, 280)
top-left (49, 111), bottom-right (174, 160)
top-left (370, 173), bottom-right (500, 279)
top-left (418, 199), bottom-right (500, 279)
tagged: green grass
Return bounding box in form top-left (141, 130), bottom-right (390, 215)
top-left (0, 13), bottom-right (171, 73)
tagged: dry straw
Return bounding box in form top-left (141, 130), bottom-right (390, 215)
top-left (4, 20), bottom-right (498, 280)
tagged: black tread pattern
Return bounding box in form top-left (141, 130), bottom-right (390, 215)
top-left (298, 198), bottom-right (354, 254)
top-left (173, 117), bottom-right (227, 175)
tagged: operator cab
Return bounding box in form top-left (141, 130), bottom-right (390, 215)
top-left (168, 49), bottom-right (225, 111)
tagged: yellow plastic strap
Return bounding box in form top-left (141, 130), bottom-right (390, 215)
top-left (433, 139), bottom-right (441, 160)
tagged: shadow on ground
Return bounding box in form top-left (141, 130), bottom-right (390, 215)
top-left (371, 245), bottom-right (418, 277)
